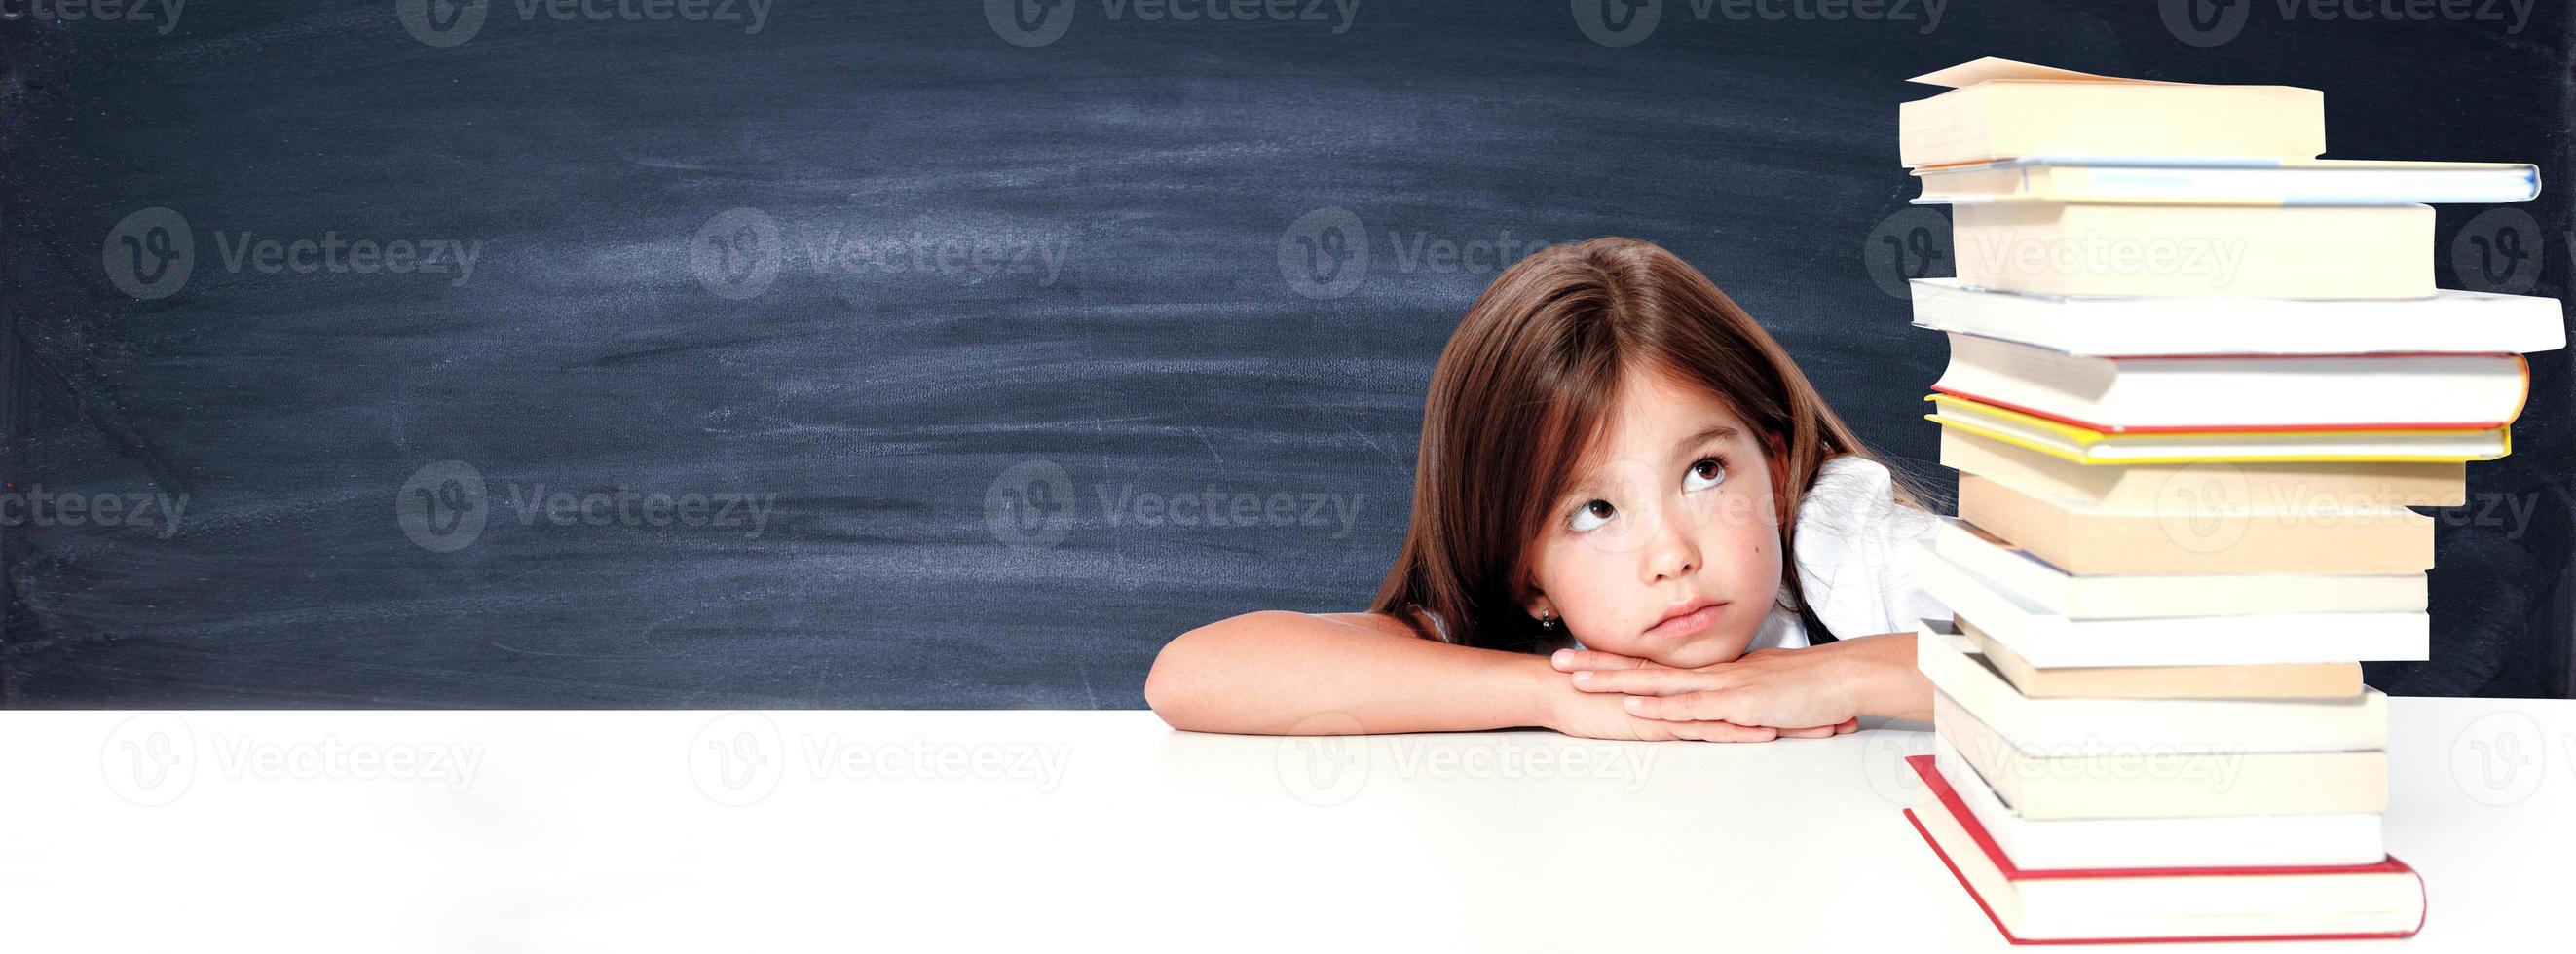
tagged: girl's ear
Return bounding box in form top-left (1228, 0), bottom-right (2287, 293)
top-left (1521, 590), bottom-right (1551, 621)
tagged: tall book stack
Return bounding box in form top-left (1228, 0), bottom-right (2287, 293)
top-left (1889, 59), bottom-right (2566, 944)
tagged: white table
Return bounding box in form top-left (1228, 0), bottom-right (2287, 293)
top-left (3, 699), bottom-right (2563, 952)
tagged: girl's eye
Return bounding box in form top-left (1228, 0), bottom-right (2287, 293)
top-left (1684, 457), bottom-right (1728, 493)
top-left (1569, 499), bottom-right (1616, 532)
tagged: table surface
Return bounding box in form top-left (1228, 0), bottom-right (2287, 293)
top-left (3, 698), bottom-right (2565, 952)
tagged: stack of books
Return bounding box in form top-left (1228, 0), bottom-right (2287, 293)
top-left (1890, 58), bottom-right (2566, 944)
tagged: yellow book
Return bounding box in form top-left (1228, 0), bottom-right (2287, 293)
top-left (1939, 428), bottom-right (2465, 510)
top-left (1924, 393), bottom-right (2511, 465)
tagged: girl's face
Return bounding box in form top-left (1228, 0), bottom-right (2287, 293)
top-left (1523, 366), bottom-right (1788, 669)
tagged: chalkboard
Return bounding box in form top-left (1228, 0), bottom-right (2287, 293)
top-left (4, 1), bottom-right (2568, 707)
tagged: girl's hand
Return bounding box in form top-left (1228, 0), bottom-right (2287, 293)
top-left (1551, 646), bottom-right (1865, 733)
top-left (1536, 660), bottom-right (1847, 742)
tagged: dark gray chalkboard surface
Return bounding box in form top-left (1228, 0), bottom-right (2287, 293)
top-left (4, 1), bottom-right (2570, 707)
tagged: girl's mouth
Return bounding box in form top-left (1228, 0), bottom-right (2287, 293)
top-left (1644, 600), bottom-right (1728, 640)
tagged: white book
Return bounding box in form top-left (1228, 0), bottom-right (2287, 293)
top-left (1929, 735), bottom-right (2387, 870)
top-left (1912, 158), bottom-right (2541, 206)
top-left (1934, 690), bottom-right (2390, 819)
top-left (1931, 517), bottom-right (2427, 618)
top-left (1915, 541), bottom-right (2430, 666)
top-left (1930, 332), bottom-right (2529, 432)
top-left (1911, 277), bottom-right (2565, 357)
top-left (1916, 620), bottom-right (2386, 754)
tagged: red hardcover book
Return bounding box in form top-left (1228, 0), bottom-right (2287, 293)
top-left (1902, 755), bottom-right (2425, 944)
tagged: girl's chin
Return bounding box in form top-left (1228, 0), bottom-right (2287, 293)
top-left (1644, 631), bottom-right (1755, 669)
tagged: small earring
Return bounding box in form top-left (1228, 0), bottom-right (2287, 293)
top-left (1537, 608), bottom-right (1558, 629)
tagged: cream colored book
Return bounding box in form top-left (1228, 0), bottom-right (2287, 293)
top-left (1952, 615), bottom-right (2367, 699)
top-left (1934, 691), bottom-right (2388, 820)
top-left (1919, 620), bottom-right (2383, 750)
top-left (1927, 735), bottom-right (2390, 870)
top-left (1934, 518), bottom-right (2426, 618)
top-left (1958, 472), bottom-right (2433, 575)
top-left (1952, 202), bottom-right (2432, 299)
top-left (1940, 427), bottom-right (2466, 510)
top-left (1899, 58), bottom-right (2323, 168)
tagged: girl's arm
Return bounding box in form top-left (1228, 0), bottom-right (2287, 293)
top-left (1836, 630), bottom-right (1936, 723)
top-left (1145, 610), bottom-right (1803, 741)
top-left (1145, 610), bottom-right (1554, 735)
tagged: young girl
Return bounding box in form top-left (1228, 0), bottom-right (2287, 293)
top-left (1145, 238), bottom-right (1950, 742)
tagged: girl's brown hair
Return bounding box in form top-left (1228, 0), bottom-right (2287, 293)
top-left (1368, 237), bottom-right (1933, 653)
